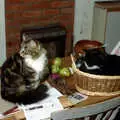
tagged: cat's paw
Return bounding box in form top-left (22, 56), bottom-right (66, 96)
top-left (18, 85), bottom-right (26, 93)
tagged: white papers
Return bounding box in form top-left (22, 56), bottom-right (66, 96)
top-left (111, 41), bottom-right (120, 56)
top-left (68, 92), bottom-right (88, 105)
top-left (20, 87), bottom-right (63, 120)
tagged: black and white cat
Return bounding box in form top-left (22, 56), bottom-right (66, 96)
top-left (1, 34), bottom-right (49, 104)
top-left (75, 48), bottom-right (120, 75)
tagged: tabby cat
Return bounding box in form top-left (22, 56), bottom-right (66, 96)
top-left (1, 34), bottom-right (49, 104)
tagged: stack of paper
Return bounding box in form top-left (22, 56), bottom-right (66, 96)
top-left (20, 87), bottom-right (63, 120)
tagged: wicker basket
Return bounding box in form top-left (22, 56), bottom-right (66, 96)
top-left (71, 55), bottom-right (120, 96)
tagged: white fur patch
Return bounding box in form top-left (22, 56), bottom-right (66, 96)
top-left (84, 61), bottom-right (100, 70)
top-left (25, 53), bottom-right (47, 80)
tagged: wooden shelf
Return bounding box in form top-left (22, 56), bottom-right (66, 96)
top-left (95, 1), bottom-right (120, 11)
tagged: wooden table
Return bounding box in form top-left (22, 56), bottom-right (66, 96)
top-left (1, 56), bottom-right (120, 120)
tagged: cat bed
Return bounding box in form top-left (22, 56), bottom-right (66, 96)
top-left (72, 40), bottom-right (120, 96)
top-left (71, 54), bottom-right (120, 96)
top-left (74, 40), bottom-right (103, 56)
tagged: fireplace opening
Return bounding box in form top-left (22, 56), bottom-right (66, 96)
top-left (21, 24), bottom-right (66, 59)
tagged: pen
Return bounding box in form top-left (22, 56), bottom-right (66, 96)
top-left (26, 105), bottom-right (43, 111)
top-left (3, 106), bottom-right (19, 115)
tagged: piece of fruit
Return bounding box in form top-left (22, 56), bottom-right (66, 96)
top-left (51, 65), bottom-right (60, 73)
top-left (59, 67), bottom-right (71, 77)
top-left (53, 57), bottom-right (62, 66)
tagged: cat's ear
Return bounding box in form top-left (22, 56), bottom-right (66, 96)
top-left (22, 33), bottom-right (27, 41)
top-left (22, 33), bottom-right (26, 41)
top-left (22, 33), bottom-right (32, 41)
top-left (29, 40), bottom-right (37, 47)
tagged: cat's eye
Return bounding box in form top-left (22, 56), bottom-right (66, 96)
top-left (21, 51), bottom-right (25, 54)
top-left (24, 46), bottom-right (28, 49)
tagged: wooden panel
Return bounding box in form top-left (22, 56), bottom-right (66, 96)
top-left (92, 6), bottom-right (107, 43)
top-left (95, 2), bottom-right (120, 11)
top-left (105, 12), bottom-right (120, 53)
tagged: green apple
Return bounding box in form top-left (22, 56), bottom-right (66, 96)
top-left (59, 67), bottom-right (71, 77)
top-left (53, 57), bottom-right (62, 66)
top-left (51, 65), bottom-right (60, 73)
